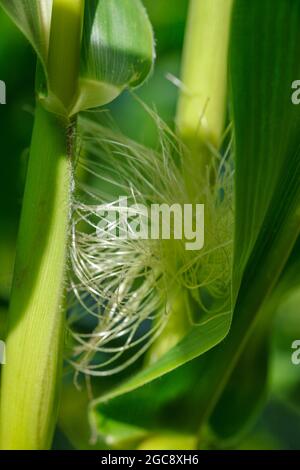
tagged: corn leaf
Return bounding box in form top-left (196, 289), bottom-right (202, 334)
top-left (209, 311), bottom-right (271, 442)
top-left (210, 242), bottom-right (300, 442)
top-left (89, 358), bottom-right (214, 448)
top-left (232, 0), bottom-right (300, 295)
top-left (89, 0), bottom-right (300, 445)
top-left (0, 0), bottom-right (52, 70)
top-left (189, 0), bottom-right (300, 437)
top-left (87, 311), bottom-right (230, 448)
top-left (173, 0), bottom-right (300, 439)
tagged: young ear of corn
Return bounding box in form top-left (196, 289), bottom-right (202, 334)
top-left (78, 0), bottom-right (234, 449)
top-left (84, 0), bottom-right (300, 450)
top-left (145, 0), bottom-right (234, 364)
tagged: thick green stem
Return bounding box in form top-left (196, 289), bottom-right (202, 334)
top-left (176, 0), bottom-right (233, 189)
top-left (177, 0), bottom-right (233, 149)
top-left (147, 1), bottom-right (234, 361)
top-left (0, 0), bottom-right (85, 449)
top-left (145, 290), bottom-right (191, 366)
top-left (0, 104), bottom-right (71, 449)
top-left (47, 0), bottom-right (84, 112)
top-left (195, 207), bottom-right (300, 442)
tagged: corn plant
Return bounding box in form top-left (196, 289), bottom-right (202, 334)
top-left (0, 0), bottom-right (300, 451)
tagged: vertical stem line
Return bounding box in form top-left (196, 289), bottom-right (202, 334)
top-left (0, 0), bottom-right (85, 449)
top-left (177, 0), bottom-right (233, 149)
top-left (47, 0), bottom-right (85, 112)
top-left (176, 0), bottom-right (233, 188)
top-left (0, 104), bottom-right (72, 449)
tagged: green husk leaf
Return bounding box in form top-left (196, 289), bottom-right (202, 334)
top-left (88, 313), bottom-right (230, 448)
top-left (114, 243), bottom-right (300, 449)
top-left (189, 0), bottom-right (300, 435)
top-left (210, 241), bottom-right (300, 442)
top-left (89, 355), bottom-right (219, 449)
top-left (232, 0), bottom-right (300, 295)
top-left (208, 311), bottom-right (271, 442)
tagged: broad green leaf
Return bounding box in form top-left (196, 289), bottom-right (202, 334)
top-left (89, 312), bottom-right (230, 448)
top-left (93, 249), bottom-right (300, 449)
top-left (210, 241), bottom-right (300, 442)
top-left (74, 0), bottom-right (155, 112)
top-left (170, 0), bottom-right (300, 439)
top-left (186, 0), bottom-right (300, 435)
top-left (270, 239), bottom-right (300, 411)
top-left (0, 0), bottom-right (52, 70)
top-left (232, 0), bottom-right (300, 295)
top-left (209, 310), bottom-right (271, 441)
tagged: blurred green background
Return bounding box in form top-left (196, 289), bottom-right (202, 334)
top-left (0, 0), bottom-right (299, 450)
